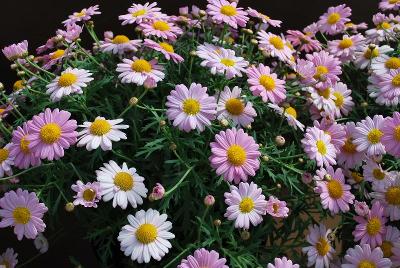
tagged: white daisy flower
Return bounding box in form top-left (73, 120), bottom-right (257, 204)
top-left (331, 82), bottom-right (354, 117)
top-left (371, 55), bottom-right (400, 75)
top-left (116, 57), bottom-right (165, 87)
top-left (363, 158), bottom-right (394, 189)
top-left (306, 86), bottom-right (337, 113)
top-left (371, 172), bottom-right (400, 221)
top-left (257, 31), bottom-right (293, 62)
top-left (0, 144), bottom-right (14, 178)
top-left (268, 104), bottom-right (305, 131)
top-left (77, 117), bottom-right (129, 151)
top-left (302, 224), bottom-right (335, 268)
top-left (99, 32), bottom-right (141, 55)
top-left (96, 160), bottom-right (147, 209)
top-left (354, 44), bottom-right (393, 70)
top-left (46, 68), bottom-right (93, 102)
top-left (354, 115), bottom-right (386, 156)
top-left (117, 209), bottom-right (175, 263)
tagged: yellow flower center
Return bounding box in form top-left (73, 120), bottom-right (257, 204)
top-left (284, 107), bottom-right (297, 119)
top-left (314, 65), bottom-right (329, 80)
top-left (327, 13), bottom-right (341, 25)
top-left (338, 38), bottom-right (353, 49)
top-left (366, 217), bottom-right (382, 236)
top-left (13, 207), bottom-right (31, 224)
top-left (131, 59), bottom-right (152, 73)
top-left (390, 0), bottom-right (400, 4)
top-left (90, 119), bottom-right (111, 136)
top-left (13, 80), bottom-right (24, 91)
top-left (316, 238), bottom-right (330, 256)
top-left (316, 140), bottom-right (327, 155)
top-left (394, 125), bottom-right (400, 141)
top-left (182, 98), bottom-right (201, 115)
top-left (327, 180), bottom-right (343, 199)
top-left (272, 203), bottom-right (279, 213)
top-left (333, 92), bottom-right (344, 107)
top-left (381, 241), bottom-right (393, 258)
top-left (20, 136), bottom-right (30, 154)
top-left (227, 144), bottom-right (247, 166)
top-left (378, 22), bottom-right (391, 30)
top-left (0, 148), bottom-right (9, 163)
top-left (114, 172), bottom-right (134, 191)
top-left (385, 186), bottom-right (400, 205)
top-left (0, 261), bottom-right (10, 268)
top-left (152, 20), bottom-right (170, 31)
top-left (351, 171), bottom-right (364, 183)
top-left (220, 58), bottom-right (235, 67)
top-left (50, 49), bottom-right (65, 60)
top-left (159, 42), bottom-right (174, 53)
top-left (358, 261), bottom-right (376, 268)
top-left (318, 88), bottom-right (331, 99)
top-left (269, 36), bottom-right (284, 50)
top-left (40, 123), bottom-right (61, 144)
top-left (75, 11), bottom-right (86, 17)
top-left (239, 197), bottom-right (255, 213)
top-left (58, 73), bottom-right (78, 87)
top-left (367, 128), bottom-right (383, 144)
top-left (259, 75), bottom-right (275, 91)
top-left (220, 5), bottom-right (237, 16)
top-left (364, 48), bottom-right (379, 59)
top-left (385, 57), bottom-right (400, 69)
top-left (112, 35), bottom-right (130, 44)
top-left (342, 138), bottom-right (357, 154)
top-left (0, 108), bottom-right (5, 115)
top-left (136, 223), bottom-right (158, 244)
top-left (392, 74), bottom-right (400, 86)
top-left (82, 188), bottom-right (97, 202)
top-left (372, 168), bottom-right (385, 180)
top-left (225, 98), bottom-right (244, 116)
top-left (132, 9), bottom-right (146, 17)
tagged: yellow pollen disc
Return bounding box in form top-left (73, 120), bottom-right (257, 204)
top-left (284, 107), bottom-right (297, 119)
top-left (327, 180), bottom-right (343, 199)
top-left (259, 75), bottom-right (275, 91)
top-left (342, 138), bottom-right (357, 154)
top-left (314, 65), bottom-right (329, 80)
top-left (392, 74), bottom-right (400, 86)
top-left (132, 9), bottom-right (146, 17)
top-left (372, 168), bottom-right (385, 180)
top-left (381, 241), bottom-right (393, 258)
top-left (367, 128), bottom-right (383, 144)
top-left (13, 207), bottom-right (31, 224)
top-left (358, 260), bottom-right (376, 268)
top-left (385, 57), bottom-right (400, 69)
top-left (390, 0), bottom-right (400, 3)
top-left (182, 98), bottom-right (201, 115)
top-left (82, 188), bottom-right (96, 202)
top-left (136, 223), bottom-right (158, 244)
top-left (13, 80), bottom-right (25, 91)
top-left (40, 123), bottom-right (62, 144)
top-left (333, 92), bottom-right (344, 107)
top-left (112, 35), bottom-right (130, 44)
top-left (364, 48), bottom-right (379, 59)
top-left (394, 125), bottom-right (400, 141)
top-left (239, 197), bottom-right (255, 213)
top-left (327, 13), bottom-right (341, 25)
top-left (272, 203), bottom-right (279, 213)
top-left (338, 38), bottom-right (353, 49)
top-left (152, 21), bottom-right (170, 31)
top-left (318, 88), bottom-right (331, 99)
top-left (220, 5), bottom-right (237, 16)
top-left (114, 172), bottom-right (134, 191)
top-left (351, 172), bottom-right (363, 183)
top-left (90, 119), bottom-right (111, 136)
top-left (227, 144), bottom-right (247, 166)
top-left (20, 136), bottom-right (30, 154)
top-left (385, 186), bottom-right (400, 205)
top-left (366, 217), bottom-right (382, 236)
top-left (50, 49), bottom-right (65, 60)
top-left (0, 108), bottom-right (5, 115)
top-left (0, 148), bottom-right (9, 163)
top-left (75, 11), bottom-right (86, 17)
top-left (316, 238), bottom-right (330, 256)
top-left (159, 42), bottom-right (174, 53)
top-left (131, 59), bottom-right (152, 73)
top-left (269, 36), bottom-right (284, 50)
top-left (225, 98), bottom-right (244, 116)
top-left (316, 140), bottom-right (327, 155)
top-left (1, 261), bottom-right (10, 268)
top-left (58, 73), bottom-right (78, 87)
top-left (220, 58), bottom-right (235, 67)
top-left (379, 21), bottom-right (391, 30)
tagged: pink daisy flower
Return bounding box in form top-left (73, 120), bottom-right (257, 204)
top-left (0, 143), bottom-right (13, 178)
top-left (380, 225), bottom-right (400, 264)
top-left (99, 32), bottom-right (141, 55)
top-left (353, 201), bottom-right (387, 248)
top-left (62, 5), bottom-right (100, 25)
top-left (71, 180), bottom-right (102, 208)
top-left (56, 23), bottom-right (82, 43)
top-left (313, 119), bottom-right (346, 151)
top-left (143, 39), bottom-right (184, 63)
top-left (305, 51), bottom-right (342, 89)
top-left (368, 73), bottom-right (400, 107)
top-left (306, 86), bottom-right (337, 114)
top-left (166, 83), bottom-right (217, 132)
top-left (119, 2), bottom-right (163, 25)
top-left (373, 69), bottom-right (400, 105)
top-left (0, 189), bottom-right (48, 240)
top-left (302, 126), bottom-right (337, 168)
top-left (382, 112), bottom-right (400, 157)
top-left (342, 244), bottom-right (391, 268)
top-left (224, 182), bottom-right (267, 229)
top-left (371, 174), bottom-right (400, 221)
top-left (267, 257), bottom-right (299, 268)
top-left (246, 7), bottom-right (282, 28)
top-left (268, 104), bottom-right (304, 131)
top-left (0, 248), bottom-right (18, 268)
top-left (116, 57), bottom-right (165, 87)
top-left (331, 82), bottom-right (354, 118)
top-left (2, 41), bottom-right (28, 61)
top-left (345, 22), bottom-right (368, 33)
top-left (380, 0), bottom-right (400, 11)
top-left (354, 115), bottom-right (386, 156)
top-left (337, 122), bottom-right (366, 169)
top-left (177, 248), bottom-right (228, 268)
top-left (209, 128), bottom-right (260, 183)
top-left (27, 108), bottom-right (78, 161)
top-left (354, 44), bottom-right (393, 70)
top-left (257, 31), bottom-right (292, 62)
top-left (302, 224), bottom-right (335, 268)
top-left (246, 64), bottom-right (286, 104)
top-left (206, 0), bottom-right (249, 29)
top-left (363, 159), bottom-right (393, 189)
top-left (140, 19), bottom-right (183, 41)
top-left (318, 4), bottom-right (352, 35)
top-left (328, 34), bottom-right (365, 62)
top-left (265, 196), bottom-right (289, 218)
top-left (286, 30), bottom-right (322, 53)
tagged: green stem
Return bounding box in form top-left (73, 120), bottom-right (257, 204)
top-left (0, 163), bottom-right (55, 181)
top-left (15, 61), bottom-right (49, 84)
top-left (268, 156), bottom-right (303, 175)
top-left (118, 89), bottom-right (148, 117)
top-left (197, 206), bottom-right (210, 241)
top-left (25, 57), bottom-right (56, 77)
top-left (0, 121), bottom-right (11, 136)
top-left (164, 246), bottom-right (194, 268)
top-left (164, 166), bottom-right (194, 197)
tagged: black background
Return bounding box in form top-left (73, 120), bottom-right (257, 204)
top-left (0, 0), bottom-right (378, 267)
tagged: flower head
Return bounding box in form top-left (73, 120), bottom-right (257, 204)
top-left (206, 0), bottom-right (249, 29)
top-left (266, 196), bottom-right (289, 218)
top-left (382, 112), bottom-right (400, 157)
top-left (302, 126), bottom-right (336, 168)
top-left (343, 244), bottom-right (391, 268)
top-left (268, 104), bottom-right (305, 131)
top-left (0, 144), bottom-right (13, 178)
top-left (318, 4), bottom-right (352, 35)
top-left (354, 115), bottom-right (386, 156)
top-left (143, 39), bottom-right (184, 63)
top-left (116, 57), bottom-right (165, 86)
top-left (178, 248), bottom-right (228, 268)
top-left (99, 32), bottom-right (141, 55)
top-left (257, 31), bottom-right (292, 62)
top-left (71, 180), bottom-right (102, 208)
top-left (119, 2), bottom-right (163, 25)
top-left (0, 248), bottom-right (18, 268)
top-left (371, 174), bottom-right (400, 221)
top-left (302, 224), bottom-right (335, 268)
top-left (140, 19), bottom-right (183, 41)
top-left (267, 257), bottom-right (299, 268)
top-left (62, 5), bottom-right (100, 25)
top-left (2, 41), bottom-right (28, 61)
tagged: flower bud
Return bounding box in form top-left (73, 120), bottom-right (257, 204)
top-left (34, 233), bottom-right (49, 254)
top-left (324, 174), bottom-right (332, 181)
top-left (129, 97), bottom-right (139, 106)
top-left (213, 219), bottom-right (221, 226)
top-left (65, 202), bottom-right (75, 212)
top-left (250, 39), bottom-right (258, 45)
top-left (17, 71), bottom-right (25, 77)
top-left (159, 120), bottom-right (166, 127)
top-left (354, 200), bottom-right (369, 216)
top-left (0, 83), bottom-right (4, 91)
top-left (199, 10), bottom-right (207, 17)
top-left (10, 63), bottom-right (17, 70)
top-left (276, 183), bottom-right (282, 189)
top-left (302, 172), bottom-right (313, 184)
top-left (245, 124), bottom-right (252, 130)
top-left (149, 183), bottom-right (165, 201)
top-left (169, 142), bottom-right (177, 151)
top-left (190, 50), bottom-right (197, 56)
top-left (327, 232), bottom-right (336, 241)
top-left (298, 157), bottom-right (304, 163)
top-left (275, 135), bottom-right (285, 147)
top-left (240, 230), bottom-right (250, 240)
top-left (262, 155), bottom-right (269, 162)
top-left (360, 101), bottom-right (368, 107)
top-left (220, 118), bottom-right (229, 127)
top-left (204, 195), bottom-right (215, 206)
top-left (286, 73), bottom-right (297, 80)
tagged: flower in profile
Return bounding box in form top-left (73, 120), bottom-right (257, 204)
top-left (143, 39), bottom-right (184, 63)
top-left (224, 182), bottom-right (267, 229)
top-left (140, 19), bottom-right (183, 41)
top-left (71, 180), bottom-right (102, 208)
top-left (267, 257), bottom-right (299, 268)
top-left (119, 2), bottom-right (163, 25)
top-left (337, 122), bottom-right (365, 169)
top-left (116, 57), bottom-right (165, 86)
top-left (257, 31), bottom-right (292, 62)
top-left (99, 32), bottom-right (141, 55)
top-left (0, 143), bottom-right (13, 178)
top-left (33, 233), bottom-right (49, 254)
top-left (266, 196), bottom-right (289, 218)
top-left (210, 128), bottom-right (260, 183)
top-left (166, 83), bottom-right (217, 132)
top-left (371, 174), bottom-right (400, 221)
top-left (0, 248), bottom-right (18, 268)
top-left (354, 200), bottom-right (370, 216)
top-left (178, 248), bottom-right (228, 268)
top-left (302, 126), bottom-right (336, 168)
top-left (305, 51), bottom-right (342, 88)
top-left (268, 104), bottom-right (305, 131)
top-left (46, 68), bottom-right (93, 102)
top-left (363, 159), bottom-right (393, 188)
top-left (216, 86), bottom-right (256, 127)
top-left (327, 34), bottom-right (365, 62)
top-left (302, 224), bottom-right (335, 268)
top-left (62, 5), bottom-right (101, 25)
top-left (2, 41), bottom-right (28, 61)
top-left (42, 48), bottom-right (71, 70)
top-left (342, 244), bottom-right (391, 268)
top-left (77, 117), bottom-right (128, 151)
top-left (96, 160), bottom-right (148, 209)
top-left (149, 183), bottom-right (165, 201)
top-left (331, 82), bottom-right (354, 118)
top-left (247, 7), bottom-right (281, 28)
top-left (353, 115), bottom-right (386, 156)
top-left (318, 4), bottom-right (352, 35)
top-left (286, 30), bottom-right (322, 53)
top-left (380, 0), bottom-right (400, 11)
top-left (382, 112), bottom-right (400, 157)
top-left (117, 209), bottom-right (175, 263)
top-left (354, 44), bottom-right (393, 70)
top-left (206, 0), bottom-right (249, 29)
top-left (0, 189), bottom-right (48, 240)
top-left (56, 23), bottom-right (82, 43)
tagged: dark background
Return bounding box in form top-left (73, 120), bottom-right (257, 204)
top-left (0, 0), bottom-right (378, 267)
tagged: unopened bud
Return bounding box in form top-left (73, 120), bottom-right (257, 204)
top-left (286, 73), bottom-right (297, 80)
top-left (361, 102), bottom-right (368, 107)
top-left (190, 50), bottom-right (197, 57)
top-left (220, 118), bottom-right (229, 127)
top-left (241, 230), bottom-right (250, 240)
top-left (0, 83), bottom-right (3, 91)
top-left (245, 124), bottom-right (252, 130)
top-left (275, 135), bottom-right (285, 147)
top-left (159, 120), bottom-right (166, 127)
top-left (295, 92), bottom-right (301, 96)
top-left (199, 10), bottom-right (207, 17)
top-left (213, 219), bottom-right (221, 226)
top-left (17, 71), bottom-right (25, 76)
top-left (298, 157), bottom-right (304, 163)
top-left (327, 232), bottom-right (336, 241)
top-left (204, 195), bottom-right (215, 206)
top-left (134, 27), bottom-right (142, 33)
top-left (250, 39), bottom-right (258, 45)
top-left (65, 202), bottom-right (75, 212)
top-left (10, 63), bottom-right (17, 70)
top-left (276, 183), bottom-right (282, 189)
top-left (262, 155), bottom-right (269, 162)
top-left (129, 97), bottom-right (139, 106)
top-left (324, 174), bottom-right (332, 181)
top-left (169, 142), bottom-right (177, 151)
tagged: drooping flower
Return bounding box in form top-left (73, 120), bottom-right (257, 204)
top-left (116, 57), bottom-right (165, 86)
top-left (318, 4), bottom-right (352, 35)
top-left (371, 174), bottom-right (400, 221)
top-left (342, 244), bottom-right (392, 268)
top-left (149, 183), bottom-right (165, 201)
top-left (246, 7), bottom-right (282, 28)
top-left (99, 32), bottom-right (141, 55)
top-left (353, 115), bottom-right (386, 156)
top-left (119, 2), bottom-right (163, 25)
top-left (0, 144), bottom-right (13, 178)
top-left (177, 248), bottom-right (228, 268)
top-left (206, 0), bottom-right (249, 29)
top-left (380, 0), bottom-right (400, 11)
top-left (34, 233), bottom-right (49, 254)
top-left (0, 248), bottom-right (18, 268)
top-left (2, 41), bottom-right (28, 61)
top-left (265, 196), bottom-right (289, 218)
top-left (140, 19), bottom-right (183, 41)
top-left (62, 5), bottom-right (101, 25)
top-left (267, 257), bottom-right (299, 268)
top-left (143, 39), bottom-right (184, 63)
top-left (268, 104), bottom-right (305, 131)
top-left (382, 112), bottom-right (400, 157)
top-left (302, 224), bottom-right (335, 268)
top-left (257, 31), bottom-right (292, 62)
top-left (354, 200), bottom-right (370, 216)
top-left (71, 180), bottom-right (102, 208)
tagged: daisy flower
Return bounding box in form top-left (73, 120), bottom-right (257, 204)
top-left (166, 83), bottom-right (217, 132)
top-left (209, 128), bottom-right (260, 184)
top-left (268, 104), bottom-right (305, 131)
top-left (327, 34), bottom-right (365, 62)
top-left (246, 8), bottom-right (282, 28)
top-left (318, 4), bottom-right (352, 35)
top-left (337, 122), bottom-right (365, 169)
top-left (305, 51), bottom-right (342, 88)
top-left (266, 196), bottom-right (289, 218)
top-left (302, 224), bottom-right (335, 268)
top-left (143, 39), bottom-right (184, 63)
top-left (306, 86), bottom-right (337, 113)
top-left (353, 115), bottom-right (386, 156)
top-left (62, 5), bottom-right (100, 25)
top-left (0, 144), bottom-right (13, 178)
top-left (119, 2), bottom-right (163, 25)
top-left (117, 209), bottom-right (174, 263)
top-left (71, 180), bottom-right (102, 208)
top-left (345, 22), bottom-right (368, 33)
top-left (353, 201), bottom-right (387, 248)
top-left (9, 122), bottom-right (41, 169)
top-left (372, 69), bottom-right (400, 106)
top-left (34, 233), bottom-right (48, 254)
top-left (27, 108), bottom-right (77, 161)
top-left (56, 23), bottom-right (82, 43)
top-left (99, 32), bottom-right (141, 55)
top-left (302, 126), bottom-right (337, 168)
top-left (354, 44), bottom-right (393, 70)
top-left (0, 189), bottom-right (48, 240)
top-left (382, 112), bottom-right (400, 157)
top-left (363, 159), bottom-right (393, 189)
top-left (206, 0), bottom-right (249, 29)
top-left (371, 55), bottom-right (400, 75)
top-left (2, 40), bottom-right (28, 61)
top-left (342, 244), bottom-right (391, 268)
top-left (140, 19), bottom-right (183, 41)
top-left (42, 48), bottom-right (71, 70)
top-left (216, 86), bottom-right (256, 127)
top-left (267, 257), bottom-right (299, 268)
top-left (313, 119), bottom-right (346, 151)
top-left (46, 67), bottom-right (93, 102)
top-left (77, 117), bottom-right (129, 151)
top-left (286, 30), bottom-right (322, 53)
top-left (0, 248), bottom-right (18, 268)
top-left (246, 64), bottom-right (286, 104)
top-left (314, 166), bottom-right (355, 214)
top-left (257, 31), bottom-right (292, 62)
top-left (224, 182), bottom-right (267, 229)
top-left (116, 57), bottom-right (165, 86)
top-left (380, 0), bottom-right (400, 11)
top-left (331, 82), bottom-right (354, 117)
top-left (96, 160), bottom-right (148, 209)
top-left (177, 248), bottom-right (228, 268)
top-left (371, 174), bottom-right (400, 221)
top-left (380, 225), bottom-right (400, 264)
